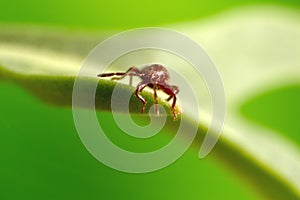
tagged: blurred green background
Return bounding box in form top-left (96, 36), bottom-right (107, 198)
top-left (1, 0), bottom-right (300, 200)
top-left (0, 0), bottom-right (299, 30)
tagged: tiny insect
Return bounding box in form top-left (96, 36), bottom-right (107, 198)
top-left (97, 64), bottom-right (180, 120)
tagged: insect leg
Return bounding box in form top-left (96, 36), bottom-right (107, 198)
top-left (166, 95), bottom-right (173, 101)
top-left (97, 72), bottom-right (126, 77)
top-left (166, 85), bottom-right (179, 101)
top-left (153, 84), bottom-right (159, 115)
top-left (135, 82), bottom-right (148, 113)
top-left (161, 85), bottom-right (178, 120)
top-left (171, 94), bottom-right (177, 120)
top-left (111, 67), bottom-right (142, 86)
top-left (97, 67), bottom-right (142, 86)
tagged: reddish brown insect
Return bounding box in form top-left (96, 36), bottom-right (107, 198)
top-left (97, 64), bottom-right (179, 120)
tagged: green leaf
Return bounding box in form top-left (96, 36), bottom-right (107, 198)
top-left (1, 6), bottom-right (300, 199)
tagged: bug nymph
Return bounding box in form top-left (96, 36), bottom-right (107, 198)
top-left (97, 64), bottom-right (180, 120)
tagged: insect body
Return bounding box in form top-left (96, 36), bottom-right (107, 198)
top-left (97, 64), bottom-right (179, 120)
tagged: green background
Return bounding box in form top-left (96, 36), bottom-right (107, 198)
top-left (1, 0), bottom-right (300, 30)
top-left (1, 0), bottom-right (299, 199)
